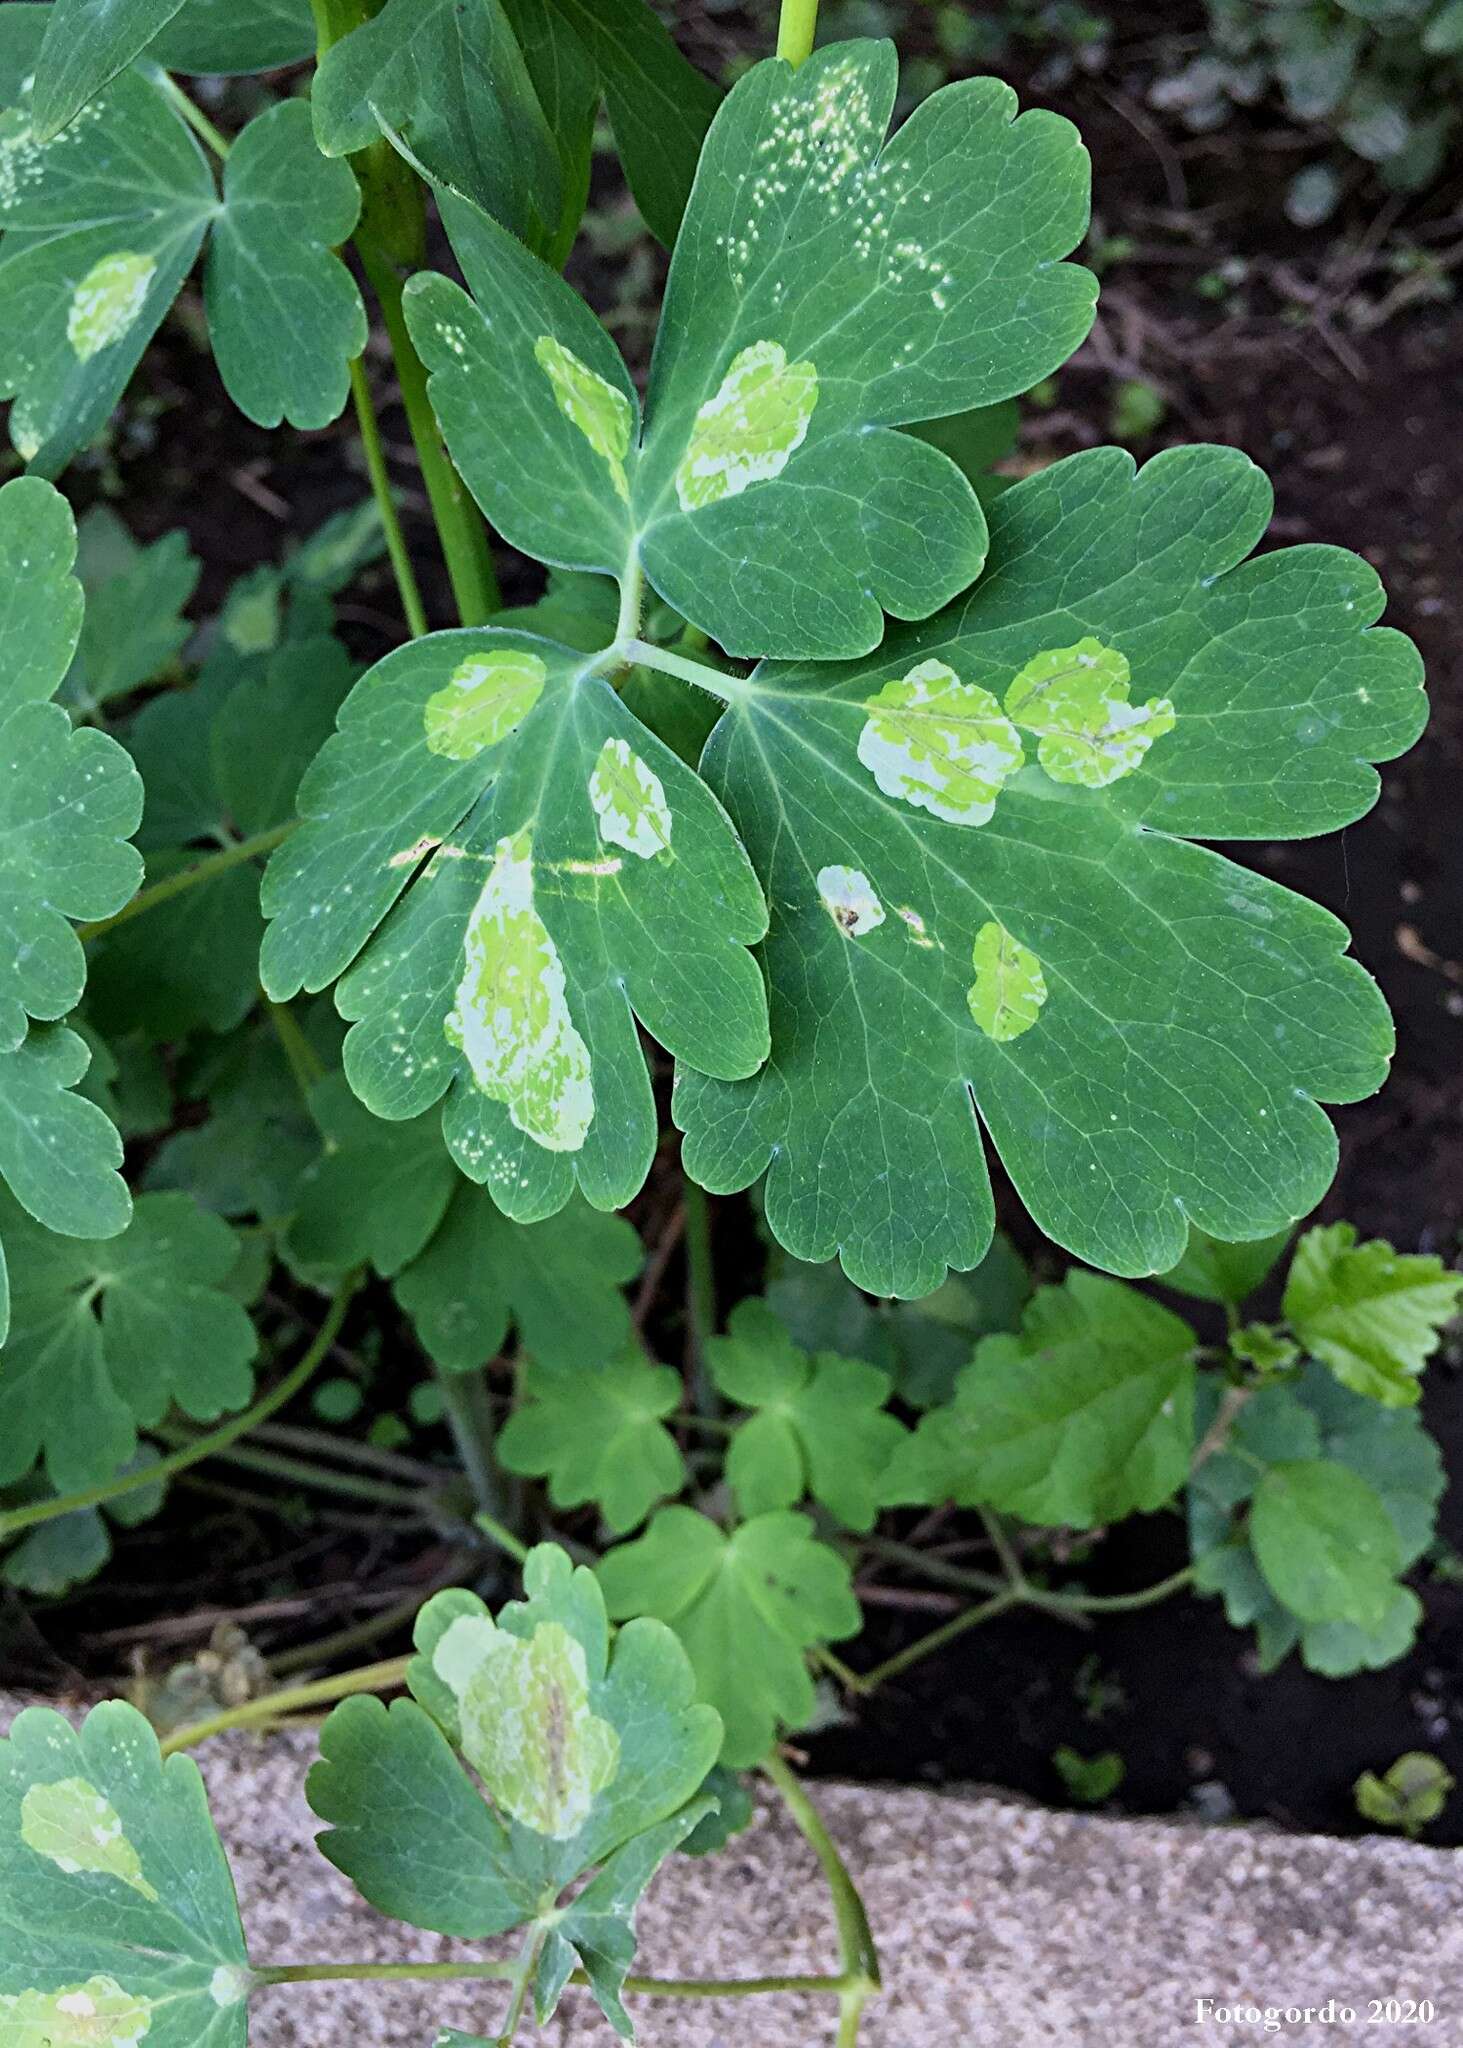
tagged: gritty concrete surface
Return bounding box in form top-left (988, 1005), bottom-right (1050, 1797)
top-left (6, 1698), bottom-right (1463, 2045)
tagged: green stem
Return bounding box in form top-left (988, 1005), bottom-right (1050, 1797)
top-left (854, 1588), bottom-right (1023, 1694)
top-left (255, 1960), bottom-right (854, 1997)
top-left (347, 355), bottom-right (429, 638)
top-left (495, 1926), bottom-right (547, 2046)
top-left (358, 237), bottom-right (500, 624)
top-left (79, 824), bottom-right (295, 943)
top-left (0, 1277), bottom-right (359, 1543)
top-left (619, 637), bottom-right (744, 704)
top-left (265, 996), bottom-right (328, 1111)
top-left (153, 70), bottom-right (232, 158)
top-left (434, 1365), bottom-right (507, 1519)
top-left (776, 0), bottom-right (820, 66)
top-left (159, 1653), bottom-right (410, 1756)
top-left (150, 1428), bottom-right (428, 1512)
top-left (762, 1752), bottom-right (880, 2043)
top-left (474, 1510), bottom-right (531, 1567)
top-left (615, 554), bottom-right (645, 643)
top-left (1037, 1564), bottom-right (1198, 1616)
top-left (681, 1177), bottom-right (718, 1414)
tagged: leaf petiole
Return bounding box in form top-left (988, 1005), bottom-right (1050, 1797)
top-left (151, 69), bottom-right (233, 160)
top-left (618, 636), bottom-right (747, 703)
top-left (776, 0), bottom-right (821, 67)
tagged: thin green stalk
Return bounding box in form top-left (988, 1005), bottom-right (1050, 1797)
top-left (1037, 1564), bottom-right (1198, 1616)
top-left (358, 237), bottom-right (501, 624)
top-left (153, 71), bottom-right (232, 158)
top-left (270, 1582), bottom-right (461, 1677)
top-left (619, 637), bottom-right (744, 704)
top-left (854, 1587), bottom-right (1024, 1694)
top-left (682, 1177), bottom-right (719, 1414)
top-left (150, 1427), bottom-right (428, 1512)
top-left (79, 824), bottom-right (295, 942)
top-left (762, 1752), bottom-right (880, 2044)
top-left (0, 1277), bottom-right (359, 1543)
top-left (160, 1653), bottom-right (410, 1756)
top-left (347, 355), bottom-right (428, 638)
top-left (435, 1364), bottom-right (508, 1520)
top-left (255, 1960), bottom-right (854, 1996)
top-left (265, 996), bottom-right (328, 1110)
top-left (495, 1927), bottom-right (547, 2046)
top-left (474, 1510), bottom-right (531, 1567)
top-left (776, 0), bottom-right (820, 66)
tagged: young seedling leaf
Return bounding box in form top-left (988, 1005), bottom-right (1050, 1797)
top-left (310, 1544), bottom-right (720, 1946)
top-left (1249, 1459), bottom-right (1401, 1630)
top-left (498, 1352), bottom-right (685, 1532)
top-left (313, 0), bottom-right (562, 249)
top-left (0, 1699), bottom-right (249, 2040)
top-left (261, 628), bottom-right (767, 1222)
top-left (405, 40), bottom-right (1096, 658)
top-left (1354, 1752), bottom-right (1454, 1837)
top-left (597, 1506), bottom-right (861, 1766)
top-left (884, 1271), bottom-right (1195, 1526)
top-left (1283, 1222), bottom-right (1462, 1407)
top-left (29, 0), bottom-right (190, 142)
top-left (709, 1299), bottom-right (907, 1531)
top-left (394, 1183), bottom-right (640, 1372)
top-left (150, 0), bottom-right (318, 75)
top-left (205, 99), bottom-right (365, 430)
top-left (0, 1189), bottom-right (256, 1493)
top-left (678, 444), bottom-right (1425, 1296)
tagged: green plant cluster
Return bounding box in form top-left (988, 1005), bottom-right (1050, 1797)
top-left (1152, 0), bottom-right (1463, 219)
top-left (0, 0), bottom-right (1455, 2037)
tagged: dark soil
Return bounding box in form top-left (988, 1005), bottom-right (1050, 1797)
top-left (12, 7), bottom-right (1463, 1844)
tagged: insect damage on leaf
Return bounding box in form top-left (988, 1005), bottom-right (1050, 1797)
top-left (589, 738), bottom-right (672, 859)
top-left (857, 658), bottom-right (1024, 826)
top-left (447, 829), bottom-right (594, 1152)
top-left (424, 648), bottom-right (547, 761)
top-left (19, 1776), bottom-right (158, 1899)
top-left (967, 920), bottom-right (1047, 1042)
top-left (535, 335), bottom-right (634, 502)
top-left (817, 865), bottom-right (885, 937)
top-left (67, 253), bottom-right (157, 363)
top-left (0, 1977), bottom-right (153, 2046)
top-left (674, 341), bottom-right (818, 511)
top-left (432, 1613), bottom-right (620, 1839)
top-left (1005, 637), bottom-right (1175, 789)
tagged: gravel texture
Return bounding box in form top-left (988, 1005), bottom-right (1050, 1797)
top-left (7, 1695), bottom-right (1461, 2046)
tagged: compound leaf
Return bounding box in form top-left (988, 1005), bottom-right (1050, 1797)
top-left (313, 0), bottom-right (561, 248)
top-left (405, 41), bottom-right (1095, 660)
top-left (261, 628), bottom-right (767, 1222)
top-left (1283, 1222), bottom-right (1462, 1408)
top-left (394, 1183), bottom-right (640, 1372)
top-left (206, 99), bottom-right (365, 430)
top-left (884, 1270), bottom-right (1195, 1526)
top-left (29, 0), bottom-right (189, 142)
top-left (677, 444), bottom-right (1425, 1296)
top-left (0, 1700), bottom-right (249, 2041)
top-left (284, 1073), bottom-right (458, 1280)
top-left (597, 1506), bottom-right (861, 1766)
top-left (0, 1189), bottom-right (256, 1493)
top-left (150, 0), bottom-right (317, 74)
top-left (498, 1352), bottom-right (685, 1532)
top-left (709, 1299), bottom-right (906, 1531)
top-left (0, 14), bottom-right (215, 475)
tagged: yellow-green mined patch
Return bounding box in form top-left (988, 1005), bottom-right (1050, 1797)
top-left (425, 648), bottom-right (547, 762)
top-left (967, 920), bottom-right (1048, 1042)
top-left (589, 738), bottom-right (672, 859)
top-left (675, 340), bottom-right (818, 511)
top-left (447, 827), bottom-right (594, 1152)
top-left (1004, 637), bottom-right (1175, 788)
top-left (20, 1777), bottom-right (158, 1900)
top-left (857, 658), bottom-right (1024, 826)
top-left (432, 1613), bottom-right (620, 1840)
top-left (0, 1976), bottom-right (153, 2046)
top-left (67, 252), bottom-right (156, 363)
top-left (534, 335), bottom-right (633, 502)
top-left (817, 864), bottom-right (884, 936)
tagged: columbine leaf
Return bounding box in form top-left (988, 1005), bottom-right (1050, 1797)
top-left (0, 15), bottom-right (214, 474)
top-left (597, 1506), bottom-right (861, 1766)
top-left (0, 1700), bottom-right (249, 2041)
top-left (260, 628), bottom-right (767, 1222)
top-left (394, 1183), bottom-right (640, 1372)
top-left (498, 1352), bottom-right (685, 1532)
top-left (2, 1453), bottom-right (164, 1594)
top-left (29, 0), bottom-right (190, 141)
top-left (310, 1545), bottom-right (720, 1938)
top-left (404, 40), bottom-right (1095, 659)
top-left (62, 507), bottom-right (199, 714)
top-left (677, 444), bottom-right (1425, 1296)
top-left (313, 0), bottom-right (562, 249)
top-left (1282, 1222), bottom-right (1462, 1408)
top-left (284, 1073), bottom-right (458, 1279)
top-left (85, 848), bottom-right (263, 1043)
top-left (547, 0), bottom-right (721, 249)
top-left (709, 1299), bottom-right (906, 1531)
top-left (205, 99), bottom-right (365, 430)
top-left (884, 1270), bottom-right (1195, 1526)
top-left (143, 1020), bottom-right (321, 1223)
top-left (0, 1189), bottom-right (256, 1492)
top-left (149, 0), bottom-right (317, 74)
